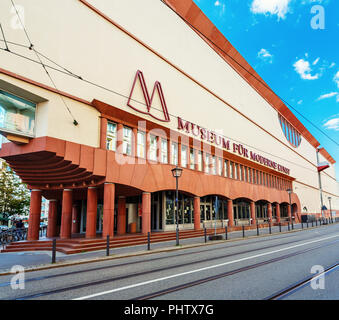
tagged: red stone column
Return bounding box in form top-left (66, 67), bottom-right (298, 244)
top-left (71, 203), bottom-right (80, 234)
top-left (267, 203), bottom-right (273, 222)
top-left (142, 192), bottom-right (151, 234)
top-left (287, 204), bottom-right (292, 221)
top-left (47, 199), bottom-right (58, 238)
top-left (227, 199), bottom-right (234, 227)
top-left (276, 203), bottom-right (281, 223)
top-left (86, 187), bottom-right (98, 238)
top-left (194, 197), bottom-right (201, 230)
top-left (27, 189), bottom-right (42, 241)
top-left (117, 196), bottom-right (126, 235)
top-left (60, 189), bottom-right (73, 239)
top-left (250, 201), bottom-right (256, 225)
top-left (102, 183), bottom-right (115, 238)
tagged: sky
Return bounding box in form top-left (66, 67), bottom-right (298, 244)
top-left (193, 0), bottom-right (339, 180)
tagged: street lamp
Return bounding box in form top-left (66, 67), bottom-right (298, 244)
top-left (172, 165), bottom-right (183, 246)
top-left (328, 197), bottom-right (332, 223)
top-left (287, 188), bottom-right (293, 225)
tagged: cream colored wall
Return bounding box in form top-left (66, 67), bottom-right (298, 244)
top-left (0, 0), bottom-right (337, 211)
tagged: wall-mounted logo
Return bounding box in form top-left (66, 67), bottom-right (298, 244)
top-left (127, 70), bottom-right (170, 122)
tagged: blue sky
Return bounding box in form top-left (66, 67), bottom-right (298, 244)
top-left (194, 0), bottom-right (339, 179)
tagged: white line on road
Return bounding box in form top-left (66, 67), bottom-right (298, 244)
top-left (73, 234), bottom-right (339, 300)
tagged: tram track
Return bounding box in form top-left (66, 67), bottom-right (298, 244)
top-left (265, 262), bottom-right (339, 300)
top-left (10, 235), bottom-right (339, 300)
top-left (131, 241), bottom-right (339, 300)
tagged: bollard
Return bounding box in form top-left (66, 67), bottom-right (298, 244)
top-left (52, 238), bottom-right (56, 264)
top-left (147, 232), bottom-right (151, 250)
top-left (291, 221), bottom-right (294, 230)
top-left (204, 227), bottom-right (207, 243)
top-left (301, 222), bottom-right (303, 229)
top-left (176, 228), bottom-right (179, 246)
top-left (269, 223), bottom-right (272, 234)
top-left (242, 225), bottom-right (245, 238)
top-left (257, 223), bottom-right (259, 236)
top-left (312, 221), bottom-right (314, 228)
top-left (106, 235), bottom-right (110, 256)
top-left (279, 223), bottom-right (281, 233)
top-left (225, 226), bottom-right (228, 240)
top-left (288, 222), bottom-right (290, 231)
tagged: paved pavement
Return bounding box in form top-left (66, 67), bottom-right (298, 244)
top-left (0, 222), bottom-right (338, 302)
top-left (0, 222), bottom-right (307, 273)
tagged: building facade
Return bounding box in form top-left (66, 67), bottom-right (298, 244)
top-left (0, 0), bottom-right (338, 241)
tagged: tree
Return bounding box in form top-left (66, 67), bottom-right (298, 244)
top-left (0, 161), bottom-right (30, 223)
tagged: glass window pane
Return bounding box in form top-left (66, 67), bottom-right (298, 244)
top-left (161, 139), bottom-right (168, 163)
top-left (137, 131), bottom-right (145, 158)
top-left (181, 145), bottom-right (187, 168)
top-left (171, 142), bottom-right (178, 165)
top-left (0, 90), bottom-right (36, 136)
top-left (123, 127), bottom-right (132, 155)
top-left (190, 148), bottom-right (195, 169)
top-left (107, 122), bottom-right (117, 151)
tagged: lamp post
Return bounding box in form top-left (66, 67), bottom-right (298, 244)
top-left (287, 188), bottom-right (293, 224)
top-left (172, 165), bottom-right (183, 246)
top-left (328, 197), bottom-right (332, 223)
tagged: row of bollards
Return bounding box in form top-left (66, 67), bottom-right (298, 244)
top-left (50, 217), bottom-right (338, 264)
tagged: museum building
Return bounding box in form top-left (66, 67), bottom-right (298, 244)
top-left (0, 0), bottom-right (337, 243)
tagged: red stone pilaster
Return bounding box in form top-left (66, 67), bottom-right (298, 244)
top-left (86, 187), bottom-right (98, 238)
top-left (142, 192), bottom-right (151, 234)
top-left (60, 189), bottom-right (73, 239)
top-left (117, 196), bottom-right (126, 235)
top-left (102, 183), bottom-right (115, 238)
top-left (27, 189), bottom-right (42, 241)
top-left (47, 199), bottom-right (58, 238)
top-left (194, 197), bottom-right (201, 230)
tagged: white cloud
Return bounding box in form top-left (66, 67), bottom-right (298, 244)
top-left (323, 118), bottom-right (339, 131)
top-left (317, 92), bottom-right (338, 100)
top-left (329, 62), bottom-right (336, 68)
top-left (297, 100), bottom-right (303, 105)
top-left (257, 48), bottom-right (273, 63)
top-left (214, 0), bottom-right (226, 15)
top-left (334, 71), bottom-right (339, 88)
top-left (312, 57), bottom-right (320, 65)
top-left (250, 0), bottom-right (291, 19)
top-left (293, 59), bottom-right (319, 80)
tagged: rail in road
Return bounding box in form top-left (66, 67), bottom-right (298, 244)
top-left (0, 224), bottom-right (338, 300)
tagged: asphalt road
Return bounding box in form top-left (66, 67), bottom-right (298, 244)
top-left (0, 223), bottom-right (338, 301)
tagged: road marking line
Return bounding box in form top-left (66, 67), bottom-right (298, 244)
top-left (73, 234), bottom-right (339, 300)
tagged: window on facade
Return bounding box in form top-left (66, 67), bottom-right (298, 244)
top-left (137, 131), bottom-right (146, 158)
top-left (190, 148), bottom-right (195, 170)
top-left (278, 114), bottom-right (301, 147)
top-left (106, 121), bottom-right (117, 151)
top-left (240, 165), bottom-right (244, 181)
top-left (218, 158), bottom-right (222, 176)
top-left (149, 135), bottom-right (157, 161)
top-left (235, 163), bottom-right (239, 180)
top-left (171, 142), bottom-right (178, 165)
top-left (244, 166), bottom-right (248, 182)
top-left (224, 160), bottom-right (229, 178)
top-left (263, 173), bottom-right (266, 186)
top-left (0, 90), bottom-right (36, 137)
top-left (248, 168), bottom-right (252, 183)
top-left (198, 151), bottom-right (202, 171)
top-left (230, 162), bottom-right (234, 179)
top-left (205, 153), bottom-right (210, 174)
top-left (122, 127), bottom-right (132, 155)
top-left (181, 145), bottom-right (188, 168)
top-left (211, 156), bottom-right (216, 175)
top-left (161, 138), bottom-right (168, 163)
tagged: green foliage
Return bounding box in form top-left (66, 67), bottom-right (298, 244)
top-left (0, 161), bottom-right (30, 220)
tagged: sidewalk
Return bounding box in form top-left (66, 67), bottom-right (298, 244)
top-left (0, 222), bottom-right (324, 274)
